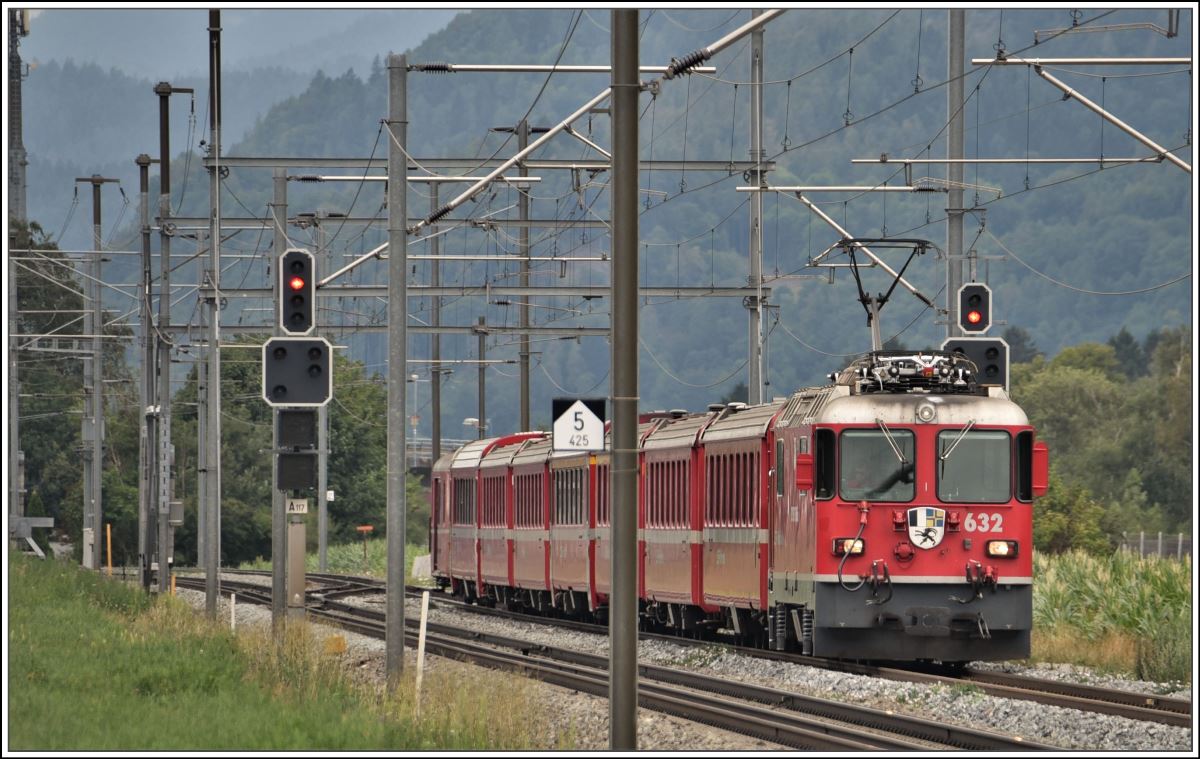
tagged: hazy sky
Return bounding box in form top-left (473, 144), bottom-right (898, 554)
top-left (20, 8), bottom-right (459, 79)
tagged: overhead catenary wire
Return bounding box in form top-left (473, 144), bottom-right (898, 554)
top-left (640, 335), bottom-right (748, 389)
top-left (696, 10), bottom-right (900, 86)
top-left (985, 229), bottom-right (1190, 296)
top-left (537, 358), bottom-right (609, 396)
top-left (325, 122), bottom-right (385, 247)
top-left (660, 9), bottom-right (743, 33)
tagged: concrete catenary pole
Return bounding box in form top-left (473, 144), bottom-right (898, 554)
top-left (204, 8), bottom-right (222, 616)
top-left (136, 154), bottom-right (157, 591)
top-left (518, 119), bottom-right (531, 429)
top-left (75, 174), bottom-right (117, 569)
top-left (271, 168), bottom-right (288, 632)
top-left (316, 216), bottom-right (329, 573)
top-left (89, 178), bottom-right (104, 571)
top-left (8, 228), bottom-right (21, 545)
top-left (477, 317), bottom-right (486, 440)
top-left (154, 81), bottom-right (186, 587)
top-left (386, 52), bottom-right (409, 685)
top-left (430, 184), bottom-right (442, 464)
top-left (946, 10), bottom-right (965, 338)
top-left (610, 9), bottom-right (639, 750)
top-left (747, 9), bottom-right (765, 404)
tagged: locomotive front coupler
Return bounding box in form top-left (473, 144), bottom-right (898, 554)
top-left (950, 560), bottom-right (997, 604)
top-left (866, 559), bottom-right (893, 606)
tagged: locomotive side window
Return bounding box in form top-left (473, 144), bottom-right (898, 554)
top-left (1015, 431), bottom-right (1033, 502)
top-left (815, 429), bottom-right (835, 499)
top-left (937, 430), bottom-right (1011, 503)
top-left (775, 441), bottom-right (785, 497)
top-left (839, 429), bottom-right (915, 502)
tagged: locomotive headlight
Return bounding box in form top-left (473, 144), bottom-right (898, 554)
top-left (986, 540), bottom-right (1018, 558)
top-left (833, 538), bottom-right (865, 556)
top-left (915, 402), bottom-right (937, 423)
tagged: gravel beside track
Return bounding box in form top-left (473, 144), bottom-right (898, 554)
top-left (176, 573), bottom-right (1193, 751)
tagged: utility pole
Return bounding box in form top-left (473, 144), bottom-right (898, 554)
top-left (747, 9), bottom-right (766, 404)
top-left (477, 317), bottom-right (487, 439)
top-left (386, 52), bottom-right (409, 686)
top-left (136, 154), bottom-right (157, 590)
top-left (518, 119), bottom-right (531, 429)
top-left (155, 80), bottom-right (190, 587)
top-left (271, 169), bottom-right (288, 632)
top-left (946, 10), bottom-right (965, 338)
top-left (430, 185), bottom-right (442, 464)
top-left (204, 8), bottom-right (222, 616)
top-left (75, 174), bottom-right (119, 570)
top-left (610, 9), bottom-right (639, 750)
top-left (314, 213), bottom-right (330, 572)
top-left (8, 9), bottom-right (29, 222)
top-left (8, 228), bottom-right (21, 543)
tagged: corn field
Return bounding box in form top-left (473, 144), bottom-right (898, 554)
top-left (1033, 550), bottom-right (1192, 682)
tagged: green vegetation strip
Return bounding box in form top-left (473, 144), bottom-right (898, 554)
top-left (1033, 550), bottom-right (1191, 683)
top-left (7, 554), bottom-right (544, 750)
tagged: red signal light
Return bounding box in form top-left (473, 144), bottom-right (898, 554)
top-left (289, 276), bottom-right (306, 291)
top-left (966, 310), bottom-right (982, 324)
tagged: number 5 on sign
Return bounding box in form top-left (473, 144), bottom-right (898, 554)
top-left (552, 398), bottom-right (606, 452)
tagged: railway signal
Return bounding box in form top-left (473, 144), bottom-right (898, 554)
top-left (262, 336), bottom-right (333, 408)
top-left (957, 283), bottom-right (992, 334)
top-left (279, 248), bottom-right (315, 335)
top-left (276, 409), bottom-right (319, 491)
top-left (941, 336), bottom-right (1009, 391)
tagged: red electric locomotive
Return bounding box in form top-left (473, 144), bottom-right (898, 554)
top-left (430, 349), bottom-right (1048, 663)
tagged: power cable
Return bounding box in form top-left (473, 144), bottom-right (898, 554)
top-left (660, 9), bottom-right (742, 33)
top-left (640, 335), bottom-right (748, 388)
top-left (697, 10), bottom-right (900, 86)
top-left (985, 230), bottom-right (1190, 296)
top-left (325, 122), bottom-right (384, 247)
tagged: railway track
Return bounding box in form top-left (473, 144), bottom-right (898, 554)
top-left (208, 569), bottom-right (1192, 729)
top-left (176, 574), bottom-right (1041, 750)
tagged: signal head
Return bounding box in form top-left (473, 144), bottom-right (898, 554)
top-left (279, 249), bottom-right (315, 335)
top-left (957, 283), bottom-right (992, 334)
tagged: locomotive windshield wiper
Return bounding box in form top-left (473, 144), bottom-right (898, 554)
top-left (875, 418), bottom-right (909, 465)
top-left (939, 419), bottom-right (977, 463)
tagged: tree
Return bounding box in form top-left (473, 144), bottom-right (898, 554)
top-left (1003, 326), bottom-right (1041, 364)
top-left (1107, 327), bottom-right (1145, 379)
top-left (1050, 343), bottom-right (1121, 381)
top-left (1033, 468), bottom-right (1108, 555)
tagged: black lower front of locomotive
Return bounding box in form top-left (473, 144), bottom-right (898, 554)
top-left (810, 581), bottom-right (1031, 663)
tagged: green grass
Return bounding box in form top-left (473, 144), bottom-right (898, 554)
top-left (241, 540), bottom-right (429, 584)
top-left (7, 554), bottom-right (557, 750)
top-left (1032, 550), bottom-right (1192, 683)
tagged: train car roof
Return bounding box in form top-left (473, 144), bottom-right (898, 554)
top-left (448, 438), bottom-right (494, 472)
top-left (510, 434), bottom-right (554, 466)
top-left (642, 411), bottom-right (714, 451)
top-left (701, 400), bottom-right (786, 443)
top-left (816, 390), bottom-right (1029, 427)
top-left (480, 432), bottom-right (546, 470)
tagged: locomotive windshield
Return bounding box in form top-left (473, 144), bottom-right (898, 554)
top-left (938, 429), bottom-right (1011, 502)
top-left (839, 429), bottom-right (915, 502)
